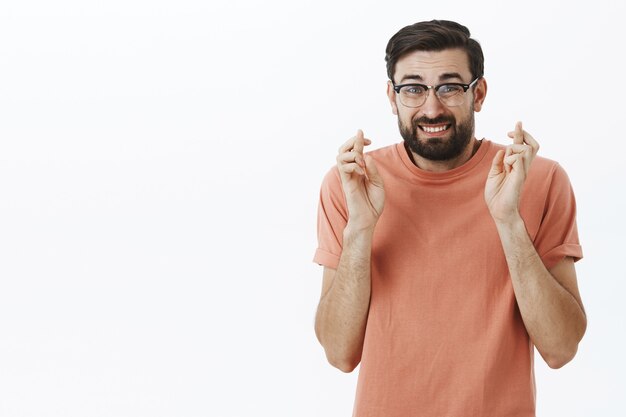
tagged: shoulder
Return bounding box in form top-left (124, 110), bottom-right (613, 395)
top-left (520, 151), bottom-right (576, 215)
top-left (528, 155), bottom-right (572, 191)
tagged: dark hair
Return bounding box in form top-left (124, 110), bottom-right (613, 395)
top-left (385, 20), bottom-right (484, 82)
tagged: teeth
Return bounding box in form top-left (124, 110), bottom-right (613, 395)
top-left (422, 125), bottom-right (449, 133)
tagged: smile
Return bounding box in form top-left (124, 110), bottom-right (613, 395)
top-left (419, 124), bottom-right (451, 133)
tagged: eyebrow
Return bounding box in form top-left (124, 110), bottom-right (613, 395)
top-left (399, 74), bottom-right (424, 83)
top-left (398, 72), bottom-right (465, 84)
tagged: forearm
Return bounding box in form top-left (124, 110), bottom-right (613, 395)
top-left (495, 215), bottom-right (587, 368)
top-left (315, 224), bottom-right (374, 372)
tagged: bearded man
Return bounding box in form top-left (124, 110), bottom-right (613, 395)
top-left (313, 20), bottom-right (586, 416)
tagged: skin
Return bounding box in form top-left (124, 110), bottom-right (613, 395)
top-left (314, 130), bottom-right (384, 372)
top-left (315, 48), bottom-right (587, 372)
top-left (387, 48), bottom-right (487, 172)
top-left (485, 122), bottom-right (586, 368)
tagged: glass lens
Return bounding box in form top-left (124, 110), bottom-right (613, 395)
top-left (397, 83), bottom-right (469, 107)
top-left (399, 85), bottom-right (428, 107)
top-left (436, 84), bottom-right (465, 106)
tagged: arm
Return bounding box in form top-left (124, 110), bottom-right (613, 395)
top-left (485, 122), bottom-right (586, 369)
top-left (495, 220), bottom-right (586, 368)
top-left (314, 130), bottom-right (384, 373)
top-left (315, 227), bottom-right (374, 372)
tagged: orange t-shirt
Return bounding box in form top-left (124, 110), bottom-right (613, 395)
top-left (314, 140), bottom-right (582, 417)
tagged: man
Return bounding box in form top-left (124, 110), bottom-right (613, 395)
top-left (313, 20), bottom-right (586, 416)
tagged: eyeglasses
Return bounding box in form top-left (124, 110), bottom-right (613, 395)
top-left (392, 77), bottom-right (480, 108)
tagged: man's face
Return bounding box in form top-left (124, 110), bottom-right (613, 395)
top-left (387, 48), bottom-right (486, 161)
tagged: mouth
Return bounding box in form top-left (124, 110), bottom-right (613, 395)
top-left (418, 123), bottom-right (451, 134)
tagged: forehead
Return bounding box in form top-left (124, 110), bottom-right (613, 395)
top-left (393, 48), bottom-right (471, 83)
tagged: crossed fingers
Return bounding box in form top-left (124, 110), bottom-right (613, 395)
top-left (503, 121), bottom-right (540, 173)
top-left (337, 130), bottom-right (371, 177)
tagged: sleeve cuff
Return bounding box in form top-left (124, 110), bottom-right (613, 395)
top-left (313, 248), bottom-right (340, 269)
top-left (541, 243), bottom-right (583, 270)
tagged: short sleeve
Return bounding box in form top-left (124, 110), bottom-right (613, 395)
top-left (313, 167), bottom-right (348, 269)
top-left (533, 163), bottom-right (583, 270)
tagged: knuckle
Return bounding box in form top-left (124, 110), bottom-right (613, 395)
top-left (337, 152), bottom-right (349, 163)
top-left (338, 141), bottom-right (350, 153)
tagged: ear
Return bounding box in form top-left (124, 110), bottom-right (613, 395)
top-left (472, 77), bottom-right (487, 112)
top-left (386, 81), bottom-right (398, 115)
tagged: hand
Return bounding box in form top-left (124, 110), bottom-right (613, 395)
top-left (484, 121), bottom-right (539, 223)
top-left (337, 130), bottom-right (385, 231)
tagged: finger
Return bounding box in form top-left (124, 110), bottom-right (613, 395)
top-left (363, 155), bottom-right (383, 186)
top-left (338, 136), bottom-right (357, 154)
top-left (488, 149), bottom-right (505, 176)
top-left (521, 129), bottom-right (540, 153)
top-left (339, 162), bottom-right (365, 176)
top-left (337, 150), bottom-right (364, 166)
top-left (513, 121), bottom-right (524, 145)
top-left (353, 129), bottom-right (365, 156)
top-left (338, 132), bottom-right (371, 154)
top-left (503, 150), bottom-right (523, 173)
top-left (508, 129), bottom-right (539, 149)
top-left (506, 144), bottom-right (531, 155)
top-left (504, 153), bottom-right (522, 169)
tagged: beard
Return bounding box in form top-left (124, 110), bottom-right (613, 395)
top-left (399, 113), bottom-right (475, 161)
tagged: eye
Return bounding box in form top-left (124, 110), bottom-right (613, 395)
top-left (401, 85), bottom-right (426, 96)
top-left (438, 84), bottom-right (464, 96)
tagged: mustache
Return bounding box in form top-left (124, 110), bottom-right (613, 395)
top-left (413, 116), bottom-right (455, 126)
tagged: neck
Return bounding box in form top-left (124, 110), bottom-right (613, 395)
top-left (407, 138), bottom-right (481, 172)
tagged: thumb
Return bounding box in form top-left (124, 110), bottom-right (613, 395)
top-left (364, 155), bottom-right (383, 186)
top-left (488, 150), bottom-right (505, 177)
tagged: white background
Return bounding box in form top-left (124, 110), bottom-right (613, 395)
top-left (0, 0), bottom-right (624, 416)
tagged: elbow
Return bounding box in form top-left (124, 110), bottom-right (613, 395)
top-left (315, 325), bottom-right (361, 373)
top-left (326, 352), bottom-right (360, 373)
top-left (545, 354), bottom-right (572, 369)
top-left (545, 315), bottom-right (587, 369)
top-left (319, 338), bottom-right (361, 373)
top-left (315, 317), bottom-right (363, 373)
top-left (544, 344), bottom-right (579, 369)
top-left (316, 332), bottom-right (361, 373)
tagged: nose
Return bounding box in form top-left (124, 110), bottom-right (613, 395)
top-left (419, 88), bottom-right (446, 118)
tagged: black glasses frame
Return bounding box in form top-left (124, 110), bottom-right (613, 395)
top-left (392, 77), bottom-right (481, 106)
